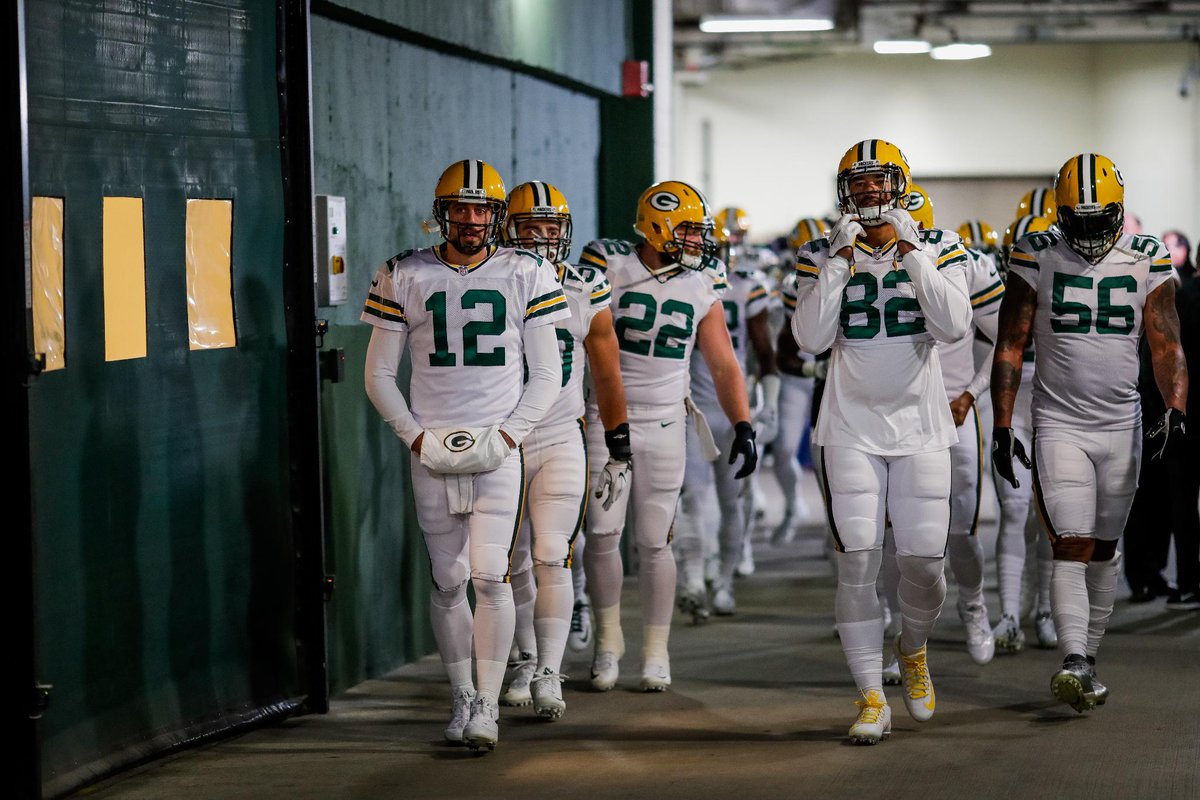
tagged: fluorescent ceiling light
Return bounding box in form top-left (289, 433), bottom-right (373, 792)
top-left (873, 40), bottom-right (932, 54)
top-left (930, 43), bottom-right (992, 60)
top-left (699, 16), bottom-right (834, 34)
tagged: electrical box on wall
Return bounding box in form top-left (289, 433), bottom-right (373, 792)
top-left (316, 195), bottom-right (348, 306)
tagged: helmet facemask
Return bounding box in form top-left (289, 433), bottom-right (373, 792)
top-left (1058, 203), bottom-right (1122, 263)
top-left (508, 214), bottom-right (572, 262)
top-left (435, 197), bottom-right (507, 255)
top-left (662, 220), bottom-right (716, 270)
top-left (838, 165), bottom-right (907, 225)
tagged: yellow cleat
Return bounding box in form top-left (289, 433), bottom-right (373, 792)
top-left (848, 689), bottom-right (892, 744)
top-left (895, 636), bottom-right (936, 722)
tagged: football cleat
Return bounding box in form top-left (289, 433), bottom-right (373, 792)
top-left (1034, 611), bottom-right (1058, 649)
top-left (895, 636), bottom-right (936, 722)
top-left (957, 599), bottom-right (996, 665)
top-left (640, 662), bottom-right (672, 692)
top-left (500, 655), bottom-right (536, 707)
top-left (848, 689), bottom-right (892, 745)
top-left (712, 584), bottom-right (737, 616)
top-left (591, 650), bottom-right (620, 692)
top-left (993, 613), bottom-right (1026, 653)
top-left (567, 600), bottom-right (593, 653)
top-left (882, 656), bottom-right (902, 686)
top-left (736, 537), bottom-right (756, 577)
top-left (677, 588), bottom-right (710, 625)
top-left (1051, 654), bottom-right (1101, 713)
top-left (771, 513), bottom-right (798, 546)
top-left (463, 695), bottom-right (500, 750)
top-left (1086, 656), bottom-right (1109, 706)
top-left (531, 668), bottom-right (567, 720)
top-left (444, 687), bottom-right (476, 744)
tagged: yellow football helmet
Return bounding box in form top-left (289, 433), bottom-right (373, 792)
top-left (787, 217), bottom-right (827, 252)
top-left (633, 180), bottom-right (716, 270)
top-left (1000, 214), bottom-right (1054, 273)
top-left (504, 180), bottom-right (572, 262)
top-left (433, 159), bottom-right (507, 247)
top-left (903, 184), bottom-right (934, 230)
top-left (715, 207), bottom-right (751, 244)
top-left (836, 139), bottom-right (911, 224)
top-left (956, 220), bottom-right (999, 253)
top-left (1016, 188), bottom-right (1058, 224)
top-left (1054, 153), bottom-right (1125, 262)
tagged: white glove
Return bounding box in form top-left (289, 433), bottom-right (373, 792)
top-left (419, 425), bottom-right (511, 474)
top-left (882, 208), bottom-right (921, 248)
top-left (814, 359), bottom-right (830, 380)
top-left (827, 214), bottom-right (864, 255)
top-left (754, 374), bottom-right (781, 446)
top-left (594, 457), bottom-right (631, 511)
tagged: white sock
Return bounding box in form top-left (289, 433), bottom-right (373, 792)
top-left (583, 531), bottom-right (623, 612)
top-left (947, 534), bottom-right (985, 605)
top-left (430, 586), bottom-right (473, 682)
top-left (445, 659), bottom-right (474, 694)
top-left (995, 500), bottom-right (1029, 618)
top-left (1085, 553), bottom-right (1121, 657)
top-left (638, 543), bottom-right (678, 627)
top-left (593, 603), bottom-right (625, 658)
top-left (1051, 560), bottom-right (1089, 657)
top-left (897, 555), bottom-right (947, 653)
top-left (835, 549), bottom-right (885, 693)
top-left (510, 567), bottom-right (537, 659)
top-left (571, 534), bottom-right (588, 600)
top-left (471, 578), bottom-right (515, 700)
top-left (1036, 536), bottom-right (1054, 614)
top-left (643, 624), bottom-right (671, 668)
top-left (533, 564), bottom-right (573, 673)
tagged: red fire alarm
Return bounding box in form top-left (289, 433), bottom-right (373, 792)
top-left (622, 60), bottom-right (651, 97)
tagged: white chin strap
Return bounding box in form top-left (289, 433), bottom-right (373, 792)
top-left (677, 250), bottom-right (703, 269)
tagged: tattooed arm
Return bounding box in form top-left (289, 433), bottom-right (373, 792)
top-left (989, 274), bottom-right (1037, 429)
top-left (1144, 280), bottom-right (1188, 413)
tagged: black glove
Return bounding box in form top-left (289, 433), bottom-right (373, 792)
top-left (730, 420), bottom-right (758, 479)
top-left (604, 422), bottom-right (632, 462)
top-left (992, 427), bottom-right (1032, 489)
top-left (1146, 408), bottom-right (1187, 461)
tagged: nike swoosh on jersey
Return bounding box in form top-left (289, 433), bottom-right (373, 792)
top-left (660, 421), bottom-right (676, 427)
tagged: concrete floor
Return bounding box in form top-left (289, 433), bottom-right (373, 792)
top-left (77, 511), bottom-right (1200, 800)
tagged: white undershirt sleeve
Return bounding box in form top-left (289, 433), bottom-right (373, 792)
top-left (501, 323), bottom-right (562, 444)
top-left (364, 326), bottom-right (424, 448)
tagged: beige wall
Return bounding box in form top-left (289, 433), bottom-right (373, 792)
top-left (674, 43), bottom-right (1200, 242)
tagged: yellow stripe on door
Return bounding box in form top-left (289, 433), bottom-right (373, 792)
top-left (103, 197), bottom-right (147, 361)
top-left (185, 199), bottom-right (237, 349)
top-left (32, 196), bottom-right (66, 371)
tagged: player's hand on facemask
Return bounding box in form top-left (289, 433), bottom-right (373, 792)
top-left (828, 214), bottom-right (864, 260)
top-left (881, 208), bottom-right (921, 250)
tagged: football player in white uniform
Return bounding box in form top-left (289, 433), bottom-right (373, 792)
top-left (498, 181), bottom-right (629, 720)
top-left (991, 153), bottom-right (1188, 712)
top-left (770, 218), bottom-right (827, 546)
top-left (991, 214), bottom-right (1059, 652)
top-left (578, 180), bottom-right (757, 692)
top-left (791, 140), bottom-right (972, 744)
top-left (362, 160), bottom-right (570, 749)
top-left (907, 186), bottom-right (1004, 666)
top-left (675, 209), bottom-right (779, 620)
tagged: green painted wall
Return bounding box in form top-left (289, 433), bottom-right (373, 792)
top-left (26, 1), bottom-right (299, 793)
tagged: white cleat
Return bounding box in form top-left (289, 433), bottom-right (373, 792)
top-left (567, 601), bottom-right (593, 653)
top-left (640, 662), bottom-right (672, 692)
top-left (444, 687), bottom-right (475, 744)
top-left (895, 636), bottom-right (936, 723)
top-left (463, 695), bottom-right (500, 750)
top-left (882, 657), bottom-right (902, 686)
top-left (591, 651), bottom-right (620, 691)
top-left (958, 599), bottom-right (996, 665)
top-left (677, 588), bottom-right (710, 625)
top-left (712, 585), bottom-right (737, 616)
top-left (993, 613), bottom-right (1026, 653)
top-left (848, 689), bottom-right (892, 745)
top-left (531, 668), bottom-right (567, 720)
top-left (736, 537), bottom-right (756, 577)
top-left (1034, 611), bottom-right (1058, 649)
top-left (500, 656), bottom-right (536, 707)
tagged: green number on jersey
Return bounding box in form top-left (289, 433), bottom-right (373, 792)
top-left (555, 326), bottom-right (574, 387)
top-left (723, 300), bottom-right (740, 350)
top-left (615, 292), bottom-right (696, 359)
top-left (840, 272), bottom-right (881, 339)
top-left (425, 289), bottom-right (508, 367)
top-left (882, 270), bottom-right (926, 336)
top-left (1050, 272), bottom-right (1136, 335)
top-left (1129, 235), bottom-right (1159, 257)
top-left (601, 239), bottom-right (632, 256)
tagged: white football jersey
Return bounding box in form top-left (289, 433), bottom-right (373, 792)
top-left (537, 262), bottom-right (612, 430)
top-left (690, 268), bottom-right (775, 408)
top-left (361, 245), bottom-right (569, 428)
top-left (1007, 231), bottom-right (1174, 430)
top-left (793, 229), bottom-right (971, 454)
top-left (580, 238), bottom-right (724, 409)
top-left (937, 247), bottom-right (1004, 400)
